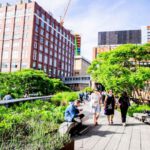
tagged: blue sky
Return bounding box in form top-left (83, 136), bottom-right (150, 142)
top-left (2, 0), bottom-right (150, 61)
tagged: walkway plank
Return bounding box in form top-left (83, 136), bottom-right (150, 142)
top-left (74, 102), bottom-right (150, 150)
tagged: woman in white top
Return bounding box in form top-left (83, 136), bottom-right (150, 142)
top-left (90, 88), bottom-right (102, 126)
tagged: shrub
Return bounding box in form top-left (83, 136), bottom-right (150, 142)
top-left (128, 103), bottom-right (150, 116)
top-left (51, 92), bottom-right (78, 106)
top-left (0, 69), bottom-right (71, 98)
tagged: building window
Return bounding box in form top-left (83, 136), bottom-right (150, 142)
top-left (49, 58), bottom-right (52, 66)
top-left (40, 29), bottom-right (44, 36)
top-left (13, 41), bottom-right (20, 47)
top-left (16, 10), bottom-right (24, 16)
top-left (2, 63), bottom-right (8, 68)
top-left (15, 17), bottom-right (21, 23)
top-left (3, 42), bottom-right (10, 48)
top-left (50, 50), bottom-right (52, 55)
top-left (46, 33), bottom-right (49, 39)
top-left (3, 51), bottom-right (9, 59)
top-left (4, 34), bottom-right (12, 40)
top-left (46, 25), bottom-right (50, 32)
top-left (5, 27), bottom-right (10, 32)
top-left (38, 53), bottom-right (42, 62)
top-left (39, 45), bottom-right (43, 51)
top-left (54, 59), bottom-right (57, 67)
top-left (41, 14), bottom-right (45, 20)
top-left (14, 25), bottom-right (21, 32)
top-left (25, 16), bottom-right (30, 21)
top-left (41, 21), bottom-right (44, 28)
top-left (44, 55), bottom-right (48, 64)
top-left (45, 40), bottom-right (49, 46)
top-left (23, 41), bottom-right (29, 47)
top-left (35, 25), bottom-right (38, 33)
top-left (11, 63), bottom-right (18, 68)
top-left (21, 63), bottom-right (27, 68)
top-left (38, 64), bottom-right (42, 70)
top-left (36, 17), bottom-right (39, 25)
top-left (14, 33), bottom-right (21, 39)
top-left (12, 51), bottom-right (19, 59)
top-left (26, 9), bottom-right (32, 15)
top-left (33, 50), bottom-right (37, 60)
top-left (24, 25), bottom-right (30, 30)
top-left (44, 47), bottom-right (48, 53)
top-left (40, 37), bottom-right (44, 43)
top-left (44, 65), bottom-right (47, 72)
top-left (34, 41), bottom-right (38, 49)
top-left (32, 62), bottom-right (36, 68)
top-left (6, 11), bottom-right (14, 17)
top-left (24, 32), bottom-right (28, 39)
top-left (22, 50), bottom-right (28, 58)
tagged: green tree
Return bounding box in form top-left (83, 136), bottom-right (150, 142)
top-left (0, 69), bottom-right (71, 98)
top-left (88, 44), bottom-right (150, 101)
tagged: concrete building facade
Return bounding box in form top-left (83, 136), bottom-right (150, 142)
top-left (74, 56), bottom-right (90, 76)
top-left (0, 0), bottom-right (75, 78)
top-left (63, 56), bottom-right (91, 91)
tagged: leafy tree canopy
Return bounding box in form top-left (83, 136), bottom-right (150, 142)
top-left (88, 44), bottom-right (150, 99)
top-left (0, 69), bottom-right (70, 98)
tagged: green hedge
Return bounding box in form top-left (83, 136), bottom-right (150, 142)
top-left (0, 100), bottom-right (70, 149)
top-left (0, 69), bottom-right (71, 98)
top-left (128, 104), bottom-right (150, 117)
top-left (51, 92), bottom-right (78, 106)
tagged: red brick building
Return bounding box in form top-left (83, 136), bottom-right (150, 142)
top-left (0, 0), bottom-right (75, 78)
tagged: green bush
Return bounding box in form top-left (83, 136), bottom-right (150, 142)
top-left (82, 87), bottom-right (93, 93)
top-left (0, 100), bottom-right (69, 149)
top-left (128, 103), bottom-right (150, 116)
top-left (51, 92), bottom-right (78, 106)
top-left (0, 69), bottom-right (71, 98)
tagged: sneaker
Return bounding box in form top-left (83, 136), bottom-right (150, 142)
top-left (122, 123), bottom-right (126, 127)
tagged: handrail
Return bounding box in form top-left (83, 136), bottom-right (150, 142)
top-left (0, 95), bottom-right (53, 105)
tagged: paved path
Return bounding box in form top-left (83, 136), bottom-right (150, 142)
top-left (74, 102), bottom-right (150, 150)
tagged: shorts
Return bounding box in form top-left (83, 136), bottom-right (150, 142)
top-left (92, 105), bottom-right (100, 114)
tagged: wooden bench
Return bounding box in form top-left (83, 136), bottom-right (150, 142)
top-left (59, 122), bottom-right (79, 135)
top-left (144, 116), bottom-right (150, 124)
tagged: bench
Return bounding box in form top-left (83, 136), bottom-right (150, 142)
top-left (59, 122), bottom-right (79, 135)
top-left (133, 113), bottom-right (148, 122)
top-left (145, 116), bottom-right (150, 124)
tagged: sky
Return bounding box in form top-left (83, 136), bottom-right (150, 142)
top-left (2, 0), bottom-right (150, 61)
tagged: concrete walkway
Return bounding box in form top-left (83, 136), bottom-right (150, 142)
top-left (74, 102), bottom-right (150, 150)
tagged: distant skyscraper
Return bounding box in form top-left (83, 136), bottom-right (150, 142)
top-left (74, 34), bottom-right (81, 56)
top-left (93, 26), bottom-right (150, 60)
top-left (98, 30), bottom-right (141, 45)
top-left (0, 0), bottom-right (75, 78)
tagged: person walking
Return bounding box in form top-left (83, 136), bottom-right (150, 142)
top-left (90, 87), bottom-right (102, 126)
top-left (104, 90), bottom-right (115, 125)
top-left (118, 91), bottom-right (130, 126)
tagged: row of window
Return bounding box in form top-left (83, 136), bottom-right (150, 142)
top-left (32, 61), bottom-right (71, 77)
top-left (65, 77), bottom-right (91, 81)
top-left (35, 15), bottom-right (74, 43)
top-left (0, 8), bottom-right (33, 18)
top-left (1, 62), bottom-right (27, 69)
top-left (2, 50), bottom-right (28, 59)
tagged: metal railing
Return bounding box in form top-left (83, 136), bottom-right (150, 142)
top-left (0, 95), bottom-right (53, 105)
